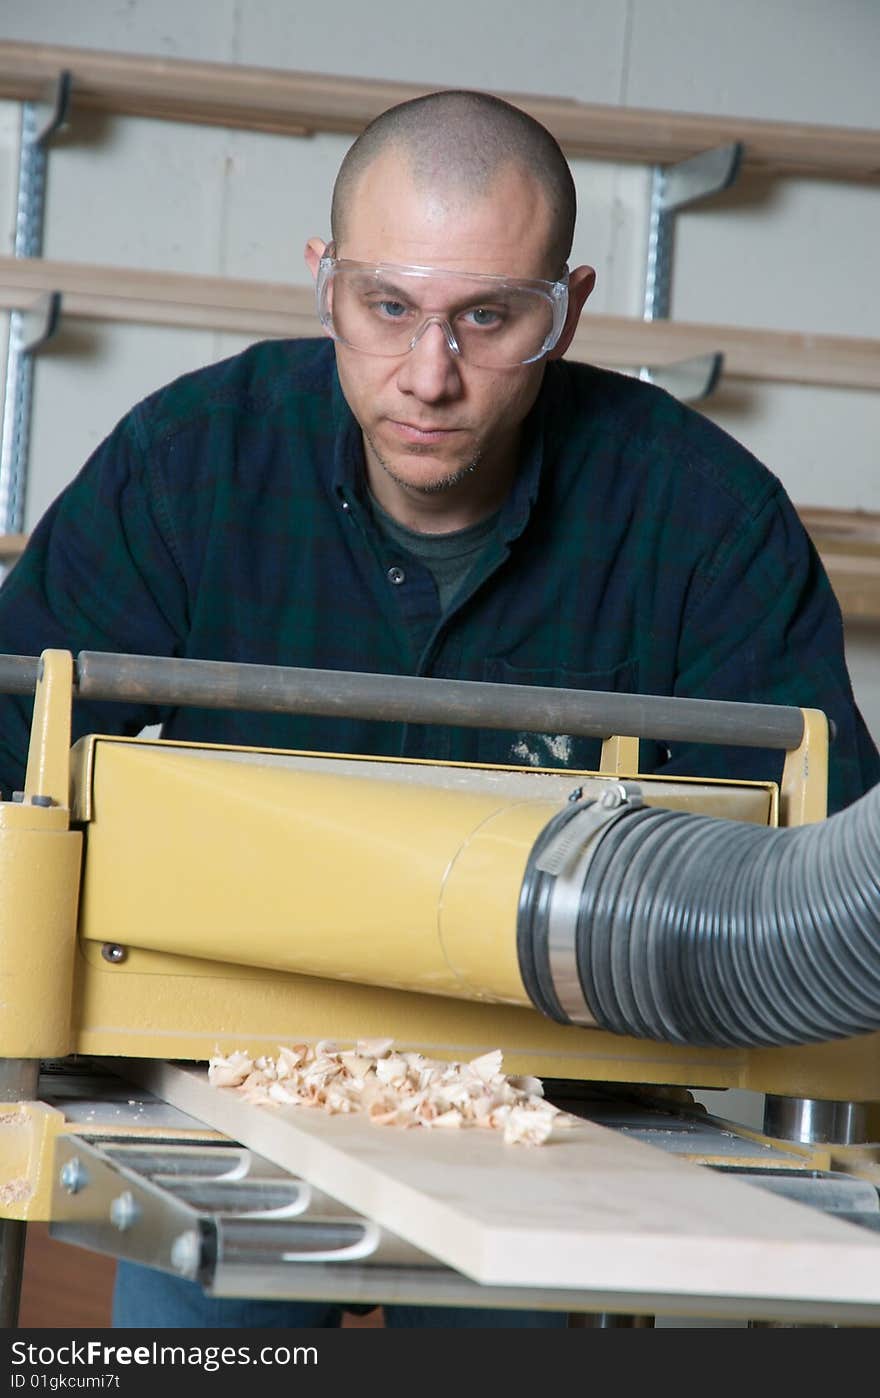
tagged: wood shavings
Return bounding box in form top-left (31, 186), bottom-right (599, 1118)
top-left (208, 1040), bottom-right (572, 1146)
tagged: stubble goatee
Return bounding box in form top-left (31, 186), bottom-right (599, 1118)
top-left (366, 432), bottom-right (482, 495)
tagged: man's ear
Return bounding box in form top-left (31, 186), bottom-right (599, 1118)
top-left (304, 237), bottom-right (328, 281)
top-left (547, 264), bottom-right (596, 360)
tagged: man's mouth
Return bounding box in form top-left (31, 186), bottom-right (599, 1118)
top-left (387, 420), bottom-right (464, 445)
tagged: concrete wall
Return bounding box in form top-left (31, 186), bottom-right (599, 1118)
top-left (1, 0), bottom-right (878, 735)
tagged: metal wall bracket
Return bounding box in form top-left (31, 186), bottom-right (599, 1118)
top-left (640, 142), bottom-right (742, 401)
top-left (32, 71), bottom-right (73, 149)
top-left (19, 290), bottom-right (62, 354)
top-left (0, 71), bottom-right (71, 541)
top-left (639, 351), bottom-right (723, 402)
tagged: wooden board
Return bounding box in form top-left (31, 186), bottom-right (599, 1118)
top-left (130, 1060), bottom-right (880, 1315)
top-left (1, 41), bottom-right (878, 180)
top-left (798, 507), bottom-right (880, 624)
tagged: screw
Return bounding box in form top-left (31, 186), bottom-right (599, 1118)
top-left (31, 794), bottom-right (53, 807)
top-left (170, 1229), bottom-right (201, 1277)
top-left (110, 1190), bottom-right (140, 1231)
top-left (60, 1158), bottom-right (87, 1194)
top-left (598, 788), bottom-right (621, 808)
top-left (101, 943), bottom-right (127, 964)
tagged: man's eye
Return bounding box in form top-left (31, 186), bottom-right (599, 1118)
top-left (463, 306), bottom-right (504, 328)
top-left (372, 299), bottom-right (409, 320)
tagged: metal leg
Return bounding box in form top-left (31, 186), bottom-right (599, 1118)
top-left (763, 1094), bottom-right (867, 1145)
top-left (0, 1220), bottom-right (29, 1328)
top-left (0, 1058), bottom-right (41, 1327)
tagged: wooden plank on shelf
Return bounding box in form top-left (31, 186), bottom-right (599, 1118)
top-left (127, 1059), bottom-right (880, 1318)
top-left (0, 41), bottom-right (877, 181)
top-left (0, 534), bottom-right (27, 560)
top-left (571, 316), bottom-right (880, 392)
top-left (0, 255), bottom-right (318, 341)
top-left (799, 508), bottom-right (880, 624)
top-left (1, 255), bottom-right (879, 392)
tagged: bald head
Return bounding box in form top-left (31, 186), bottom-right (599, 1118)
top-left (331, 90), bottom-right (576, 274)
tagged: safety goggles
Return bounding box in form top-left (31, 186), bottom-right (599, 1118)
top-left (315, 246), bottom-right (569, 368)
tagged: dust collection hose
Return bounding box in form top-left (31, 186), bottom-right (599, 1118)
top-left (518, 781), bottom-right (880, 1049)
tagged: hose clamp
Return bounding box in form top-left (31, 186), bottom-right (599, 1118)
top-left (541, 781), bottom-right (643, 1025)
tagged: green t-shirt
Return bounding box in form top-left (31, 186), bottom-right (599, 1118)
top-left (369, 493), bottom-right (500, 613)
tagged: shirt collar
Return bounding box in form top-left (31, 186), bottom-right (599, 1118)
top-left (330, 366), bottom-right (368, 508)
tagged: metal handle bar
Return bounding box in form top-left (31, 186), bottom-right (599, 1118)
top-left (0, 650), bottom-right (808, 750)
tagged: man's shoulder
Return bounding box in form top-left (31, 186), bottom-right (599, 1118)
top-left (552, 358), bottom-right (781, 520)
top-left (126, 337), bottom-right (336, 447)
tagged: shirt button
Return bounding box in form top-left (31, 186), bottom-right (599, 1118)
top-left (387, 566), bottom-right (406, 586)
top-left (341, 500), bottom-right (350, 512)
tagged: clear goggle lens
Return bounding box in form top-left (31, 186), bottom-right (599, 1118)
top-left (316, 255), bottom-right (569, 368)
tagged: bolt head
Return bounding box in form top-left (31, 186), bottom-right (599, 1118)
top-left (60, 1158), bottom-right (87, 1194)
top-left (110, 1190), bottom-right (140, 1231)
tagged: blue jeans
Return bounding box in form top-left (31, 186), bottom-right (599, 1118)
top-left (113, 1261), bottom-right (569, 1328)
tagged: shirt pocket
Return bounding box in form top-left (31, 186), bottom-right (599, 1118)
top-left (477, 656), bottom-right (640, 771)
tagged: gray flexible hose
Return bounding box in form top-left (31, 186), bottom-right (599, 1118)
top-left (518, 781), bottom-right (880, 1048)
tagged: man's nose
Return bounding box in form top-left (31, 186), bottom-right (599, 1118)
top-left (396, 318), bottom-right (462, 400)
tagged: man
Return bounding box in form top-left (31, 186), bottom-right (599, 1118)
top-left (0, 91), bottom-right (877, 1328)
